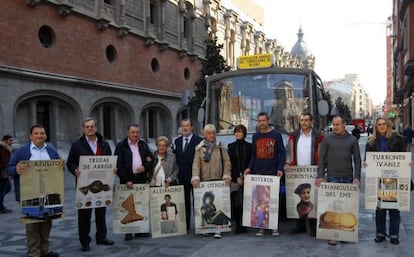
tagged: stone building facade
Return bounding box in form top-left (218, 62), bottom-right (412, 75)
top-left (391, 0), bottom-right (414, 128)
top-left (0, 0), bottom-right (208, 148)
top-left (0, 0), bottom-right (316, 149)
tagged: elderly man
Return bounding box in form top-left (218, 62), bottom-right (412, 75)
top-left (191, 124), bottom-right (231, 239)
top-left (67, 117), bottom-right (114, 252)
top-left (114, 124), bottom-right (153, 241)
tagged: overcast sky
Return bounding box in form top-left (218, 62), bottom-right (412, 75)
top-left (252, 0), bottom-right (392, 105)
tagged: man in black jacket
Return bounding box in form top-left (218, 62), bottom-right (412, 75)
top-left (67, 117), bottom-right (114, 252)
top-left (114, 124), bottom-right (153, 240)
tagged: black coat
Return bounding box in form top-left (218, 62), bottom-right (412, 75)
top-left (67, 133), bottom-right (112, 177)
top-left (365, 133), bottom-right (405, 153)
top-left (114, 138), bottom-right (154, 184)
top-left (228, 140), bottom-right (252, 182)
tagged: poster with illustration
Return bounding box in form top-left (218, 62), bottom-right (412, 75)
top-left (242, 175), bottom-right (280, 230)
top-left (113, 184), bottom-right (150, 234)
top-left (75, 156), bottom-right (117, 209)
top-left (19, 160), bottom-right (64, 224)
top-left (193, 181), bottom-right (231, 234)
top-left (285, 166), bottom-right (317, 219)
top-left (365, 152), bottom-right (411, 211)
top-left (316, 182), bottom-right (359, 243)
top-left (150, 185), bottom-right (186, 238)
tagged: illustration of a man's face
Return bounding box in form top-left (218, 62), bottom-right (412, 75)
top-left (164, 195), bottom-right (171, 205)
top-left (299, 188), bottom-right (311, 202)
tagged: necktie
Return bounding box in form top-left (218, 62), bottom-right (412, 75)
top-left (184, 138), bottom-right (189, 153)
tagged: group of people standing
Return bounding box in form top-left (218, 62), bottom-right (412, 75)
top-left (0, 112), bottom-right (408, 256)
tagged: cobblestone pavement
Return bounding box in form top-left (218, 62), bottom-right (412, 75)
top-left (1, 135), bottom-right (413, 257)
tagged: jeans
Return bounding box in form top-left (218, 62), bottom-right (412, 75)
top-left (327, 177), bottom-right (353, 183)
top-left (376, 208), bottom-right (400, 238)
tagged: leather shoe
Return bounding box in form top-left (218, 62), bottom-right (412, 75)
top-left (96, 238), bottom-right (114, 245)
top-left (41, 251), bottom-right (59, 257)
top-left (81, 244), bottom-right (90, 252)
top-left (134, 233), bottom-right (150, 237)
top-left (375, 236), bottom-right (386, 243)
top-left (124, 234), bottom-right (133, 241)
top-left (390, 238), bottom-right (400, 245)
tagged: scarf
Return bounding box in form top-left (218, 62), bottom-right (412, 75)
top-left (203, 140), bottom-right (216, 162)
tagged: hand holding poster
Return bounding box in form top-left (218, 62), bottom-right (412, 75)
top-left (19, 160), bottom-right (64, 224)
top-left (75, 156), bottom-right (117, 209)
top-left (194, 181), bottom-right (231, 234)
top-left (242, 175), bottom-right (280, 230)
top-left (113, 184), bottom-right (150, 234)
top-left (316, 182), bottom-right (359, 243)
top-left (285, 166), bottom-right (317, 219)
top-left (150, 185), bottom-right (186, 238)
top-left (365, 152), bottom-right (411, 211)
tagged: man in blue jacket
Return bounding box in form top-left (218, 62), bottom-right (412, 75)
top-left (174, 119), bottom-right (202, 231)
top-left (7, 124), bottom-right (61, 257)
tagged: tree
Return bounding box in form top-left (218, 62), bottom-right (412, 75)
top-left (321, 88), bottom-right (333, 121)
top-left (334, 97), bottom-right (352, 123)
top-left (189, 37), bottom-right (230, 111)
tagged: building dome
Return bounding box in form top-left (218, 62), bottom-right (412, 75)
top-left (291, 26), bottom-right (310, 61)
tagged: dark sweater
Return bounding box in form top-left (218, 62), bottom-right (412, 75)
top-left (248, 129), bottom-right (286, 175)
top-left (317, 132), bottom-right (361, 179)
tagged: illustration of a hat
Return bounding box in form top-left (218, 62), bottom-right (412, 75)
top-left (79, 180), bottom-right (111, 195)
top-left (294, 183), bottom-right (311, 195)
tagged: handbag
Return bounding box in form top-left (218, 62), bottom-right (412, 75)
top-left (0, 167), bottom-right (8, 179)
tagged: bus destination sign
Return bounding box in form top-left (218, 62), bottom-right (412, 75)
top-left (237, 54), bottom-right (274, 69)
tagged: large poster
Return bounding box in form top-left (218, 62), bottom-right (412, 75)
top-left (20, 160), bottom-right (64, 224)
top-left (194, 181), bottom-right (232, 234)
top-left (285, 166), bottom-right (317, 219)
top-left (113, 184), bottom-right (150, 234)
top-left (242, 175), bottom-right (280, 230)
top-left (365, 152), bottom-right (411, 211)
top-left (75, 156), bottom-right (117, 209)
top-left (150, 185), bottom-right (186, 238)
top-left (316, 182), bottom-right (359, 243)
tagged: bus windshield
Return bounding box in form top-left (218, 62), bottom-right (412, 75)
top-left (207, 72), bottom-right (317, 134)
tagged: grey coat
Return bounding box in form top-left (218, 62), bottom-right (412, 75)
top-left (150, 150), bottom-right (179, 185)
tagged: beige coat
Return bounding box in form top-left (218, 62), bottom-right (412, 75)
top-left (191, 141), bottom-right (231, 182)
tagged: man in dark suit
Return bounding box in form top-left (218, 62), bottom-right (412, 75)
top-left (67, 117), bottom-right (114, 252)
top-left (174, 119), bottom-right (202, 231)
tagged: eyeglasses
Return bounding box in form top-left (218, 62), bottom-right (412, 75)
top-left (376, 123), bottom-right (387, 126)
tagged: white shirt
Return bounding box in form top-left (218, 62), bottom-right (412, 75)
top-left (154, 155), bottom-right (165, 186)
top-left (86, 137), bottom-right (98, 154)
top-left (29, 142), bottom-right (51, 160)
top-left (182, 134), bottom-right (193, 151)
top-left (296, 129), bottom-right (312, 166)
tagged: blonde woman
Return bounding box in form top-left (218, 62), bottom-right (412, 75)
top-left (150, 136), bottom-right (179, 187)
top-left (364, 118), bottom-right (405, 245)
